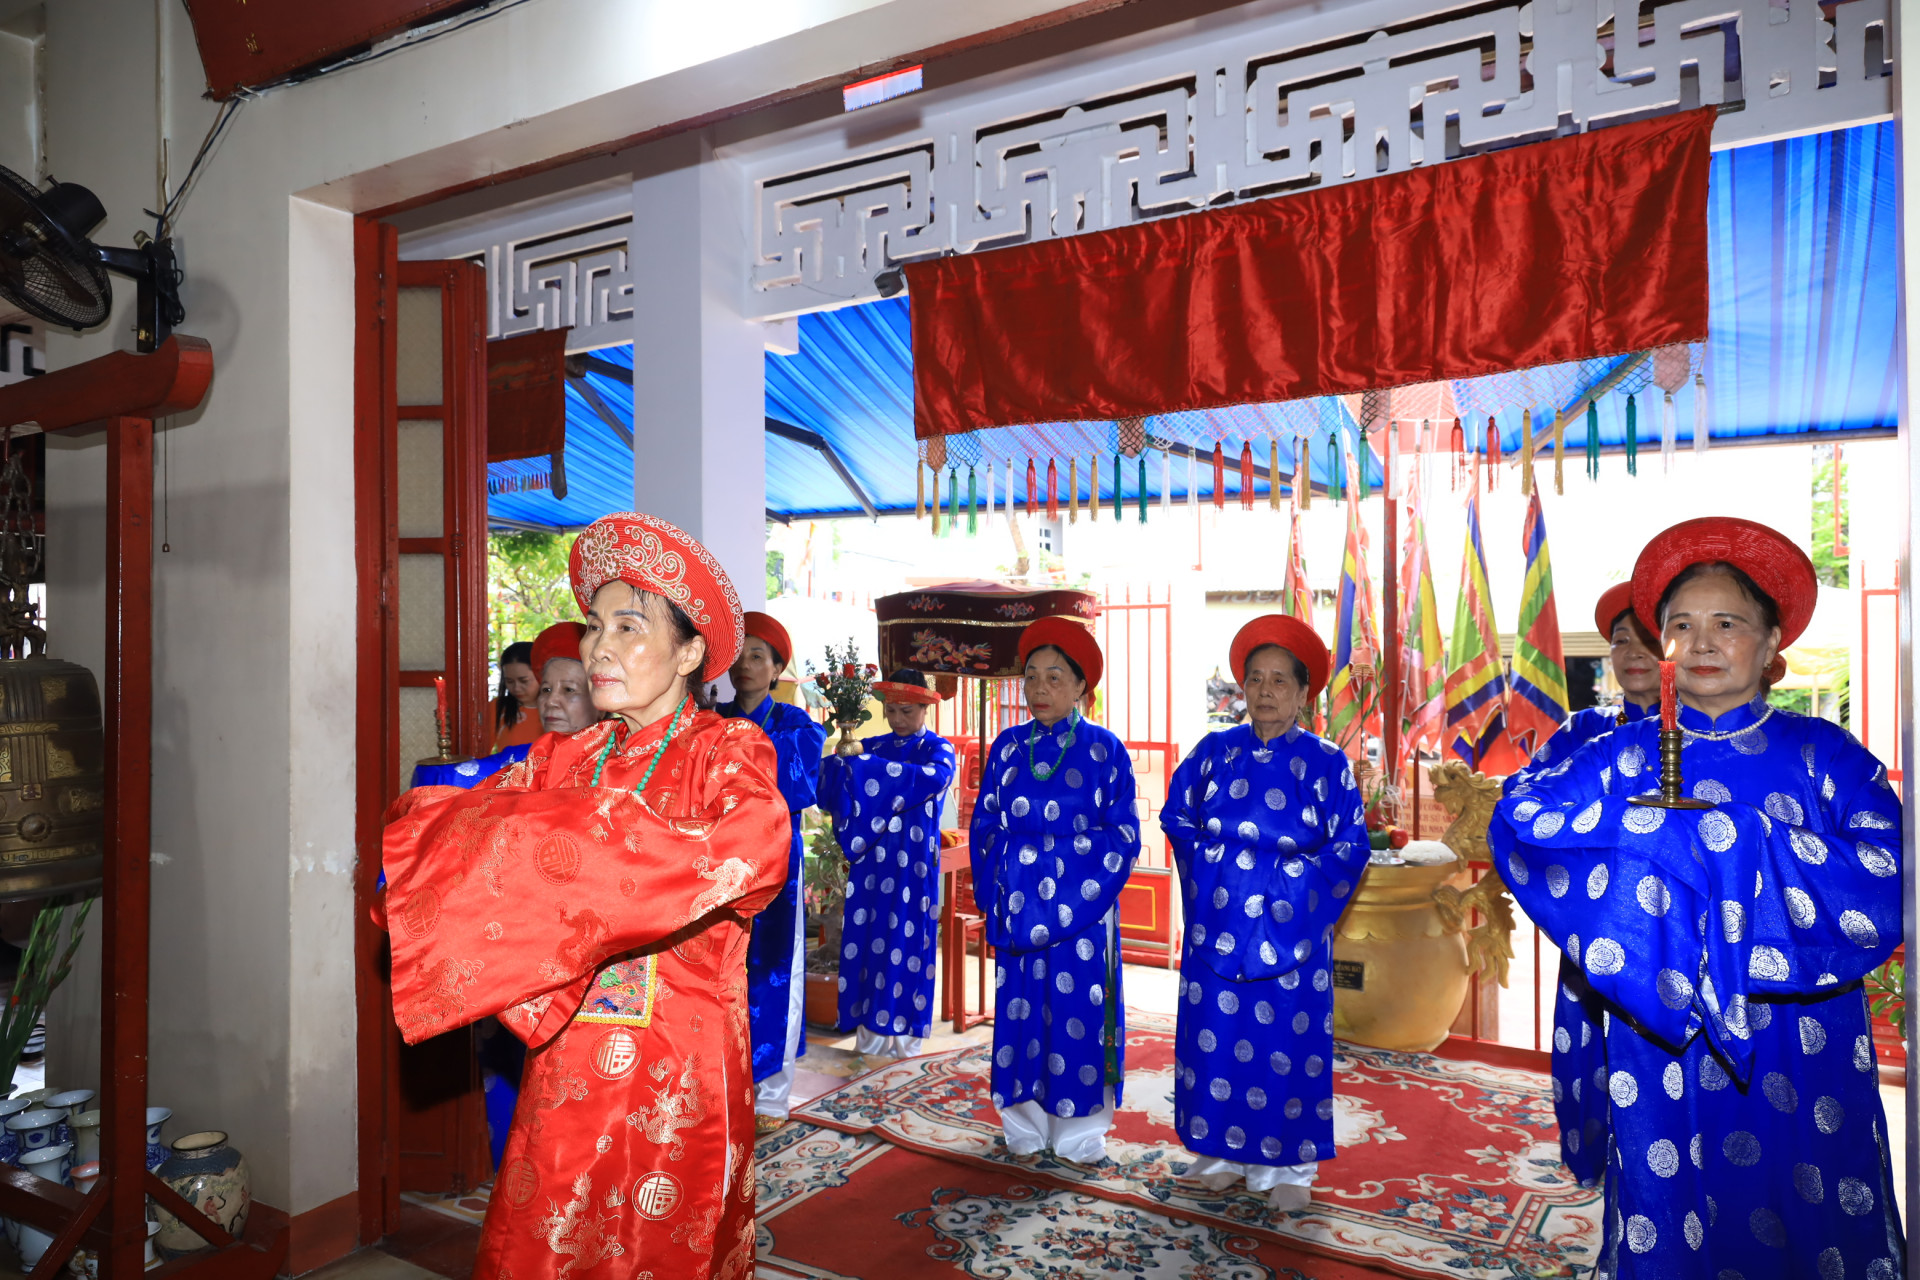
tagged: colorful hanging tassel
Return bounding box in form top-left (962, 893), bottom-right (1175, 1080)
top-left (1113, 452), bottom-right (1124, 522)
top-left (1212, 442), bottom-right (1226, 510)
top-left (1269, 439), bottom-right (1282, 510)
top-left (1355, 426), bottom-right (1370, 502)
top-left (1161, 448), bottom-right (1172, 517)
top-left (1623, 397), bottom-right (1638, 476)
top-left (1239, 441), bottom-right (1255, 510)
top-left (1069, 458), bottom-right (1080, 524)
top-left (1520, 409), bottom-right (1534, 496)
top-left (947, 466), bottom-right (959, 537)
top-left (930, 466), bottom-right (941, 535)
top-left (967, 465), bottom-right (978, 535)
top-left (1089, 456), bottom-right (1100, 523)
top-left (1298, 435), bottom-right (1311, 510)
top-left (1028, 458), bottom-right (1039, 514)
top-left (1584, 400), bottom-right (1600, 482)
top-left (1551, 408), bottom-right (1566, 495)
top-left (1327, 435), bottom-right (1342, 503)
top-left (1138, 456), bottom-right (1147, 523)
top-left (1693, 373), bottom-right (1709, 454)
top-left (1187, 448), bottom-right (1199, 517)
top-left (917, 462), bottom-right (926, 519)
top-left (1661, 392), bottom-right (1678, 471)
top-left (983, 459), bottom-right (995, 530)
top-left (1450, 418), bottom-right (1465, 490)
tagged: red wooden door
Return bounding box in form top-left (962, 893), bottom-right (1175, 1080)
top-left (355, 223), bottom-right (493, 1234)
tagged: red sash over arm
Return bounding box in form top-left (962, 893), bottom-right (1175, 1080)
top-left (382, 716), bottom-right (790, 1045)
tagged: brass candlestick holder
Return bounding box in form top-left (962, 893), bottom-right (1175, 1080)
top-left (415, 707), bottom-right (473, 767)
top-left (1628, 728), bottom-right (1713, 810)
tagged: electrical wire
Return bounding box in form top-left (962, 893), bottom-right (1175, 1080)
top-left (275, 0), bottom-right (542, 94)
top-left (156, 97), bottom-right (244, 239)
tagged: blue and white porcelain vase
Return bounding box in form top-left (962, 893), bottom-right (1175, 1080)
top-left (145, 1106), bottom-right (172, 1172)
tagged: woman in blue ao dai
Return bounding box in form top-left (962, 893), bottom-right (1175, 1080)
top-left (1491, 519), bottom-right (1903, 1280)
top-left (969, 618), bottom-right (1140, 1164)
top-left (1504, 582), bottom-right (1661, 1187)
top-left (1161, 615), bottom-right (1366, 1209)
top-left (717, 612), bottom-right (828, 1126)
top-left (818, 669), bottom-right (957, 1058)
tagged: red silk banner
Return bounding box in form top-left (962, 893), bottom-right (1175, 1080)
top-left (907, 109), bottom-right (1714, 440)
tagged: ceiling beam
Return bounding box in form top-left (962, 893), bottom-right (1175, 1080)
top-left (765, 417), bottom-right (878, 521)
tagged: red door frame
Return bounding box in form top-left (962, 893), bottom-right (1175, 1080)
top-left (353, 221), bottom-right (491, 1241)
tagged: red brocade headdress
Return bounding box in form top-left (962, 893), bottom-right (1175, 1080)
top-left (1229, 614), bottom-right (1332, 699)
top-left (1017, 617), bottom-right (1104, 692)
top-left (569, 513), bottom-right (744, 681)
top-left (1631, 517), bottom-right (1817, 649)
top-left (741, 612), bottom-right (793, 667)
top-left (872, 668), bottom-right (944, 706)
top-left (530, 621), bottom-right (588, 675)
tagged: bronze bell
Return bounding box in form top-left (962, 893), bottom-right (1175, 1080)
top-left (0, 655), bottom-right (104, 902)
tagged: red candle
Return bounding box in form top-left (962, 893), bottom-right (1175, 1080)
top-left (434, 675), bottom-right (448, 725)
top-left (1658, 644), bottom-right (1677, 731)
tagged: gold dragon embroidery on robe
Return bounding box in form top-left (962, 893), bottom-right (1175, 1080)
top-left (535, 1174), bottom-right (625, 1277)
top-left (625, 1054), bottom-right (705, 1160)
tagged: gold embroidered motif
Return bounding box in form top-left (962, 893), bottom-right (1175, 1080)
top-left (528, 1067), bottom-right (590, 1111)
top-left (398, 957), bottom-right (484, 1038)
top-left (680, 856), bottom-right (751, 926)
top-left (625, 1054), bottom-right (705, 1161)
top-left (535, 1175), bottom-right (625, 1277)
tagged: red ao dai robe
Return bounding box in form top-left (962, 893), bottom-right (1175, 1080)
top-left (383, 711), bottom-right (791, 1280)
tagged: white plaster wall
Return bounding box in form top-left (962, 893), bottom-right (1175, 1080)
top-left (29, 0), bottom-right (1094, 1222)
top-left (0, 18), bottom-right (39, 181)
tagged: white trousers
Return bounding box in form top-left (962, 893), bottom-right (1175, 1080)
top-left (855, 1026), bottom-right (925, 1059)
top-left (998, 1086), bottom-right (1117, 1164)
top-left (755, 896), bottom-right (809, 1118)
top-left (1185, 1154), bottom-right (1319, 1209)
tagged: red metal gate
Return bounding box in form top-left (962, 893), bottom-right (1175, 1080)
top-left (1097, 584), bottom-right (1180, 967)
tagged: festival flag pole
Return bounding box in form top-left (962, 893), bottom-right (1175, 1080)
top-left (1327, 434), bottom-right (1381, 760)
top-left (1507, 488), bottom-right (1571, 760)
top-left (1400, 463), bottom-right (1446, 754)
top-left (1442, 467), bottom-right (1509, 768)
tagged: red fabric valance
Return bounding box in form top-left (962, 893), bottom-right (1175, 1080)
top-left (907, 109), bottom-right (1714, 439)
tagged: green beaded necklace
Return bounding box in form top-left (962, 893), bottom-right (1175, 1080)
top-left (590, 696), bottom-right (690, 793)
top-left (1025, 710), bottom-right (1078, 781)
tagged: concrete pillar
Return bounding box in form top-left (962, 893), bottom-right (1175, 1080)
top-left (628, 136), bottom-right (768, 616)
top-left (1894, 0), bottom-right (1920, 1242)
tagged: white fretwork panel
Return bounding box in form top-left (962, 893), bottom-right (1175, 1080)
top-left (748, 0), bottom-right (1890, 317)
top-left (399, 185), bottom-right (636, 353)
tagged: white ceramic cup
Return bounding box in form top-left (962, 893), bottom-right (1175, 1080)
top-left (18, 1141), bottom-right (71, 1188)
top-left (69, 1109), bottom-right (101, 1165)
top-left (17, 1221), bottom-right (53, 1270)
top-left (6, 1108), bottom-right (66, 1152)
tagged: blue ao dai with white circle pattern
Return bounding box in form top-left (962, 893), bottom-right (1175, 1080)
top-left (1505, 699), bottom-right (1654, 1187)
top-left (969, 714), bottom-right (1141, 1119)
top-left (818, 729), bottom-right (956, 1040)
top-left (1160, 724), bottom-right (1368, 1168)
top-left (1492, 699), bottom-right (1904, 1279)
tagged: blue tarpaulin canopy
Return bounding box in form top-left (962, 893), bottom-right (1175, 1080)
top-left (489, 121), bottom-right (1896, 530)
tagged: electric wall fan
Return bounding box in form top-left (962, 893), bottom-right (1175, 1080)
top-left (0, 164), bottom-right (184, 354)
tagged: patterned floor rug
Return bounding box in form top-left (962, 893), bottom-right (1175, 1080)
top-left (783, 1011), bottom-right (1599, 1279)
top-left (754, 1121), bottom-right (1380, 1279)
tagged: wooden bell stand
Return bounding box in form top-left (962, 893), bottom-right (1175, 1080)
top-left (0, 337), bottom-right (285, 1278)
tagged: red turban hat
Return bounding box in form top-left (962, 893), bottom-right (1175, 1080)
top-left (568, 512), bottom-right (743, 681)
top-left (1229, 614), bottom-right (1331, 699)
top-left (531, 622), bottom-right (588, 676)
top-left (1631, 517), bottom-right (1817, 650)
top-left (1017, 617), bottom-right (1103, 692)
top-left (872, 669), bottom-right (944, 706)
top-left (741, 612), bottom-right (793, 667)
